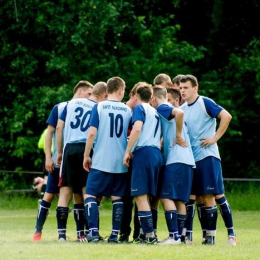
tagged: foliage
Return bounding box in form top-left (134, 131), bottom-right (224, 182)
top-left (0, 0), bottom-right (259, 180)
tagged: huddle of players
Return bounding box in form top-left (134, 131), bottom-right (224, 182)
top-left (33, 74), bottom-right (237, 246)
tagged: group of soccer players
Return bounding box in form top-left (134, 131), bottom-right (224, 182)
top-left (33, 73), bottom-right (237, 246)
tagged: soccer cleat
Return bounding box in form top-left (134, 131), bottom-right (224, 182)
top-left (118, 233), bottom-right (129, 243)
top-left (107, 236), bottom-right (119, 243)
top-left (145, 236), bottom-right (158, 245)
top-left (58, 237), bottom-right (66, 242)
top-left (75, 236), bottom-right (88, 242)
top-left (227, 236), bottom-right (237, 246)
top-left (184, 236), bottom-right (193, 245)
top-left (86, 234), bottom-right (99, 243)
top-left (158, 237), bottom-right (181, 245)
top-left (132, 237), bottom-right (145, 244)
top-left (202, 236), bottom-right (215, 245)
top-left (33, 232), bottom-right (42, 242)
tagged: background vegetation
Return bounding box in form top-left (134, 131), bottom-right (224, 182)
top-left (0, 0), bottom-right (260, 190)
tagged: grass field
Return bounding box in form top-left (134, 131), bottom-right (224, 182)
top-left (1, 193), bottom-right (260, 260)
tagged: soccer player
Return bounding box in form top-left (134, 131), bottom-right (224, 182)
top-left (179, 74), bottom-right (237, 245)
top-left (151, 85), bottom-right (195, 245)
top-left (123, 82), bottom-right (164, 245)
top-left (153, 73), bottom-right (173, 88)
top-left (55, 81), bottom-right (107, 241)
top-left (83, 76), bottom-right (132, 243)
top-left (32, 100), bottom-right (67, 241)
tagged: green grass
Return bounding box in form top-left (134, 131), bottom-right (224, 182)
top-left (1, 193), bottom-right (260, 260)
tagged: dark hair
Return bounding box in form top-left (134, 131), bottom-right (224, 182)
top-left (136, 82), bottom-right (153, 102)
top-left (179, 74), bottom-right (198, 87)
top-left (172, 74), bottom-right (185, 86)
top-left (167, 87), bottom-right (181, 103)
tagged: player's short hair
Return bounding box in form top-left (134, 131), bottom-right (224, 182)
top-left (73, 80), bottom-right (93, 94)
top-left (179, 74), bottom-right (198, 87)
top-left (107, 77), bottom-right (125, 94)
top-left (153, 73), bottom-right (172, 86)
top-left (129, 82), bottom-right (143, 97)
top-left (153, 85), bottom-right (167, 99)
top-left (167, 87), bottom-right (181, 102)
top-left (136, 82), bottom-right (153, 102)
top-left (92, 81), bottom-right (107, 96)
top-left (172, 74), bottom-right (185, 86)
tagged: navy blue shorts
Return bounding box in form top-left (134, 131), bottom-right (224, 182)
top-left (45, 167), bottom-right (60, 194)
top-left (158, 163), bottom-right (193, 202)
top-left (86, 168), bottom-right (127, 197)
top-left (131, 146), bottom-right (163, 197)
top-left (192, 156), bottom-right (225, 196)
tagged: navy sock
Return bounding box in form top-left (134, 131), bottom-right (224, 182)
top-left (205, 205), bottom-right (218, 237)
top-left (177, 214), bottom-right (187, 237)
top-left (151, 207), bottom-right (158, 234)
top-left (74, 203), bottom-right (86, 237)
top-left (185, 199), bottom-right (195, 239)
top-left (35, 200), bottom-right (51, 233)
top-left (84, 197), bottom-right (99, 237)
top-left (197, 203), bottom-right (207, 239)
top-left (216, 196), bottom-right (236, 236)
top-left (110, 199), bottom-right (123, 238)
top-left (165, 210), bottom-right (179, 240)
top-left (138, 211), bottom-right (154, 235)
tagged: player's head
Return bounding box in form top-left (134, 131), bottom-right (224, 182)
top-left (150, 85), bottom-right (166, 108)
top-left (179, 74), bottom-right (198, 87)
top-left (73, 80), bottom-right (93, 98)
top-left (167, 87), bottom-right (181, 107)
top-left (172, 74), bottom-right (185, 88)
top-left (153, 73), bottom-right (173, 87)
top-left (92, 81), bottom-right (108, 101)
top-left (136, 82), bottom-right (153, 102)
top-left (107, 77), bottom-right (126, 93)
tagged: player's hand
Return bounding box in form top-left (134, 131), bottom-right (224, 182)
top-left (123, 152), bottom-right (132, 167)
top-left (83, 157), bottom-right (92, 172)
top-left (45, 158), bottom-right (54, 173)
top-left (56, 153), bottom-right (62, 167)
top-left (200, 136), bottom-right (216, 148)
top-left (174, 136), bottom-right (187, 147)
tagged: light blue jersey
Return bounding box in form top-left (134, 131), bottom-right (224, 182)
top-left (46, 101), bottom-right (67, 167)
top-left (157, 103), bottom-right (195, 167)
top-left (180, 96), bottom-right (223, 162)
top-left (60, 98), bottom-right (97, 145)
top-left (131, 103), bottom-right (161, 152)
top-left (89, 100), bottom-right (132, 173)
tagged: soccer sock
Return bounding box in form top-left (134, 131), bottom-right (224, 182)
top-left (197, 203), bottom-right (207, 239)
top-left (74, 203), bottom-right (86, 238)
top-left (151, 207), bottom-right (158, 235)
top-left (216, 196), bottom-right (236, 236)
top-left (177, 214), bottom-right (187, 238)
top-left (138, 211), bottom-right (154, 237)
top-left (133, 203), bottom-right (140, 239)
top-left (184, 199), bottom-right (195, 240)
top-left (56, 206), bottom-right (69, 239)
top-left (165, 210), bottom-right (179, 240)
top-left (35, 200), bottom-right (51, 233)
top-left (205, 205), bottom-right (218, 237)
top-left (84, 197), bottom-right (99, 237)
top-left (110, 199), bottom-right (124, 239)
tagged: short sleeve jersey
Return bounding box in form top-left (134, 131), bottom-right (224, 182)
top-left (46, 101), bottom-right (67, 167)
top-left (180, 96), bottom-right (223, 161)
top-left (59, 98), bottom-right (97, 145)
top-left (131, 103), bottom-right (161, 152)
top-left (157, 103), bottom-right (195, 167)
top-left (89, 100), bottom-right (132, 173)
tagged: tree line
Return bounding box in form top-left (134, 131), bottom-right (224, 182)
top-left (0, 0), bottom-right (260, 189)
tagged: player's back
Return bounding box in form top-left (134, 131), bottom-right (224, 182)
top-left (91, 100), bottom-right (132, 173)
top-left (62, 98), bottom-right (96, 145)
